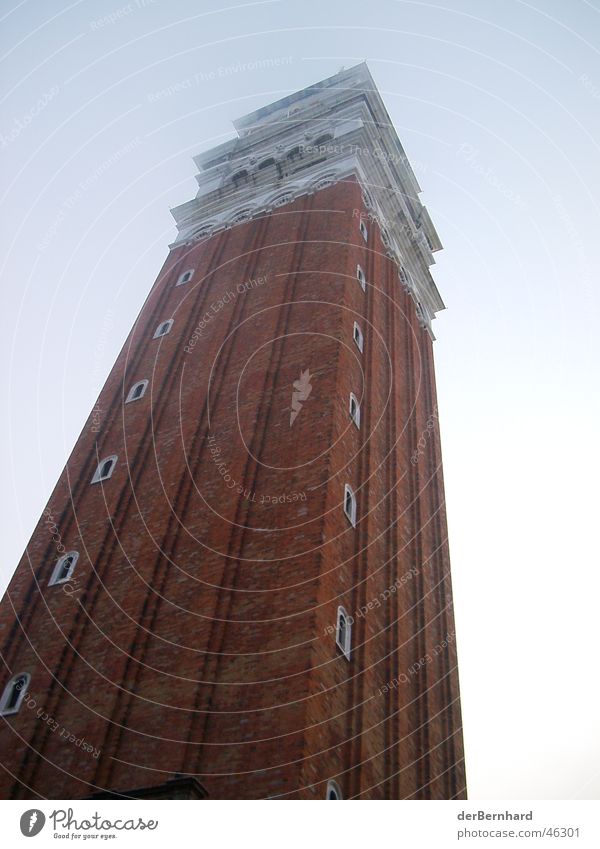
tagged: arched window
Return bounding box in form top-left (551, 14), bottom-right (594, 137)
top-left (362, 190), bottom-right (374, 209)
top-left (343, 484), bottom-right (356, 527)
top-left (326, 779), bottom-right (343, 799)
top-left (313, 133), bottom-right (333, 148)
top-left (191, 224), bottom-right (213, 241)
top-left (153, 319), bottom-right (173, 339)
top-left (231, 169), bottom-right (248, 185)
top-left (271, 192), bottom-right (293, 208)
top-left (359, 219), bottom-right (368, 242)
top-left (258, 157), bottom-right (276, 170)
top-left (287, 145), bottom-right (302, 161)
top-left (126, 380), bottom-right (148, 403)
top-left (349, 393), bottom-right (360, 428)
top-left (0, 672), bottom-right (30, 716)
top-left (314, 174), bottom-right (335, 190)
top-left (176, 268), bottom-right (194, 286)
top-left (91, 455), bottom-right (117, 485)
top-left (356, 264), bottom-right (366, 292)
top-left (230, 208), bottom-right (252, 223)
top-left (352, 321), bottom-right (364, 353)
top-left (335, 606), bottom-right (351, 659)
top-left (49, 551), bottom-right (79, 586)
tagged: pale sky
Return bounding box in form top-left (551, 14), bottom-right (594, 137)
top-left (1, 0), bottom-right (599, 800)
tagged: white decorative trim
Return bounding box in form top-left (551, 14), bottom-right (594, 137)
top-left (399, 266), bottom-right (412, 292)
top-left (228, 207), bottom-right (253, 224)
top-left (190, 222), bottom-right (216, 240)
top-left (175, 160), bottom-right (354, 246)
top-left (362, 189), bottom-right (374, 209)
top-left (311, 171), bottom-right (337, 191)
top-left (270, 192), bottom-right (293, 208)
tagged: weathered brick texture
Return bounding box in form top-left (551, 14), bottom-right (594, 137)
top-left (0, 177), bottom-right (466, 799)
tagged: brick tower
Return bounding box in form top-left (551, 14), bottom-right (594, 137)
top-left (0, 64), bottom-right (466, 799)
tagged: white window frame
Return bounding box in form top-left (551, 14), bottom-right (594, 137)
top-left (0, 672), bottom-right (30, 716)
top-left (335, 606), bottom-right (351, 660)
top-left (49, 551), bottom-right (79, 586)
top-left (343, 484), bottom-right (357, 527)
top-left (359, 219), bottom-right (368, 242)
top-left (326, 779), bottom-right (343, 799)
top-left (176, 268), bottom-right (194, 286)
top-left (125, 379), bottom-right (148, 404)
top-left (356, 264), bottom-right (366, 291)
top-left (153, 320), bottom-right (173, 339)
top-left (91, 455), bottom-right (117, 485)
top-left (353, 321), bottom-right (364, 353)
top-left (349, 393), bottom-right (360, 429)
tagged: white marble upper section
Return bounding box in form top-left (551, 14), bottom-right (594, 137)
top-left (170, 63), bottom-right (445, 331)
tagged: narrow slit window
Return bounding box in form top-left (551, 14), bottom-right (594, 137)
top-left (349, 393), bottom-right (360, 428)
top-left (356, 264), bottom-right (366, 291)
top-left (335, 606), bottom-right (351, 660)
top-left (0, 672), bottom-right (30, 716)
top-left (353, 321), bottom-right (364, 353)
top-left (343, 484), bottom-right (357, 527)
top-left (326, 780), bottom-right (343, 799)
top-left (49, 551), bottom-right (79, 586)
top-left (176, 269), bottom-right (194, 286)
top-left (153, 320), bottom-right (173, 339)
top-left (91, 455), bottom-right (117, 485)
top-left (359, 219), bottom-right (368, 242)
top-left (126, 380), bottom-right (148, 404)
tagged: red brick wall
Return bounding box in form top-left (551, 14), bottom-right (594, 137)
top-left (0, 177), bottom-right (466, 799)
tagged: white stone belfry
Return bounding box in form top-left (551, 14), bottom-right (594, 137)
top-left (171, 63), bottom-right (444, 334)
